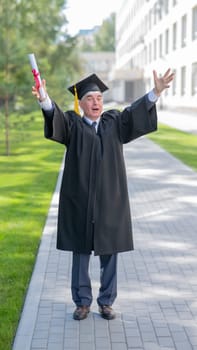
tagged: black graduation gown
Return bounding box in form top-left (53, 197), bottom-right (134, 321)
top-left (43, 95), bottom-right (157, 255)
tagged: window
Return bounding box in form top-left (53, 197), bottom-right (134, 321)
top-left (173, 22), bottom-right (177, 50)
top-left (149, 42), bottom-right (152, 63)
top-left (159, 34), bottom-right (163, 57)
top-left (192, 62), bottom-right (197, 95)
top-left (164, 0), bottom-right (169, 14)
top-left (149, 9), bottom-right (152, 30)
top-left (192, 6), bottom-right (197, 40)
top-left (154, 4), bottom-right (157, 25)
top-left (165, 29), bottom-right (169, 54)
top-left (181, 15), bottom-right (187, 47)
top-left (172, 69), bottom-right (176, 95)
top-left (154, 38), bottom-right (157, 60)
top-left (181, 66), bottom-right (186, 95)
top-left (156, 0), bottom-right (162, 20)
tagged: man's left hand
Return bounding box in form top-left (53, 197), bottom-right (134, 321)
top-left (153, 68), bottom-right (175, 96)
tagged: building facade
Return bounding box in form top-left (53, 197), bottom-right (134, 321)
top-left (113, 0), bottom-right (197, 108)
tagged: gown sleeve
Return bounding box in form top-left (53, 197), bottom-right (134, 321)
top-left (118, 94), bottom-right (158, 144)
top-left (42, 102), bottom-right (74, 146)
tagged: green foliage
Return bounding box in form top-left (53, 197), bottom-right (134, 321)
top-left (0, 0), bottom-right (68, 107)
top-left (46, 38), bottom-right (84, 109)
top-left (148, 123), bottom-right (197, 172)
top-left (80, 13), bottom-right (115, 52)
top-left (0, 111), bottom-right (64, 350)
top-left (0, 0), bottom-right (82, 155)
top-left (94, 13), bottom-right (115, 51)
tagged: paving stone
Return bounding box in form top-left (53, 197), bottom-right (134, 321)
top-left (110, 333), bottom-right (126, 342)
top-left (141, 332), bottom-right (157, 342)
top-left (111, 343), bottom-right (128, 350)
top-left (47, 345), bottom-right (64, 350)
top-left (64, 338), bottom-right (79, 347)
top-left (95, 338), bottom-right (111, 347)
top-left (31, 338), bottom-right (48, 348)
top-left (158, 337), bottom-right (174, 347)
top-left (155, 327), bottom-right (171, 337)
top-left (174, 342), bottom-right (193, 350)
top-left (126, 336), bottom-right (143, 348)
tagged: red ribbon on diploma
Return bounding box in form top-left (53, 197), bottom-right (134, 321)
top-left (32, 69), bottom-right (41, 90)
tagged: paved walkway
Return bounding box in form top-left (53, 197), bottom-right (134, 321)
top-left (12, 112), bottom-right (197, 350)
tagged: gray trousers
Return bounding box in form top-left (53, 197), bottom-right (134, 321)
top-left (71, 253), bottom-right (117, 307)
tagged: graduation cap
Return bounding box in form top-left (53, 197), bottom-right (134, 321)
top-left (68, 73), bottom-right (109, 115)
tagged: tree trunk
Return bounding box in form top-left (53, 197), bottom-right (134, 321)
top-left (5, 94), bottom-right (10, 156)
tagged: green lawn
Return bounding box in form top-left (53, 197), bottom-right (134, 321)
top-left (148, 123), bottom-right (197, 172)
top-left (0, 112), bottom-right (64, 350)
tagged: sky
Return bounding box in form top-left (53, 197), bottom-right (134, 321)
top-left (66, 0), bottom-right (120, 36)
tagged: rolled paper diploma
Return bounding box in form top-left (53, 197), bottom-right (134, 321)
top-left (28, 53), bottom-right (46, 100)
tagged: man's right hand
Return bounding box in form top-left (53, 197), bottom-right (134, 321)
top-left (32, 79), bottom-right (47, 101)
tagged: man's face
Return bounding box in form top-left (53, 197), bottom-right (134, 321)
top-left (79, 91), bottom-right (103, 120)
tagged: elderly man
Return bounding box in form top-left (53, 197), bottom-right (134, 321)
top-left (32, 69), bottom-right (174, 321)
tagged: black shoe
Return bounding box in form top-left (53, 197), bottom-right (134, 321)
top-left (98, 305), bottom-right (116, 320)
top-left (73, 306), bottom-right (90, 320)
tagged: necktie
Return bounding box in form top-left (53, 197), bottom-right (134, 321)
top-left (92, 121), bottom-right (97, 133)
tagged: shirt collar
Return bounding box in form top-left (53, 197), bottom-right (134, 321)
top-left (83, 116), bottom-right (101, 126)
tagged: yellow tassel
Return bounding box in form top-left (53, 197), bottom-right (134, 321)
top-left (74, 85), bottom-right (80, 115)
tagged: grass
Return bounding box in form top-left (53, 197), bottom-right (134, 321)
top-left (148, 123), bottom-right (197, 172)
top-left (0, 112), bottom-right (64, 350)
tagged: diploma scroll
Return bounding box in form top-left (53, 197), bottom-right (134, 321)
top-left (28, 53), bottom-right (46, 99)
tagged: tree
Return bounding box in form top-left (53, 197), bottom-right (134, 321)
top-left (0, 0), bottom-right (27, 155)
top-left (0, 0), bottom-right (82, 155)
top-left (79, 13), bottom-right (115, 53)
top-left (94, 13), bottom-right (115, 52)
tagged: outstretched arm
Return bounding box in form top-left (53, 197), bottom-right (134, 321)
top-left (153, 68), bottom-right (175, 97)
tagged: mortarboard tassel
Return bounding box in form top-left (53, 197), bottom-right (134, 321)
top-left (74, 85), bottom-right (80, 115)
